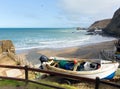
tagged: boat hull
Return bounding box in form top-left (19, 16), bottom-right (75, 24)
top-left (43, 60), bottom-right (119, 79)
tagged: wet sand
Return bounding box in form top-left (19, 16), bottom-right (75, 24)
top-left (17, 40), bottom-right (116, 65)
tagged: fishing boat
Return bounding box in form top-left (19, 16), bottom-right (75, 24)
top-left (39, 56), bottom-right (119, 79)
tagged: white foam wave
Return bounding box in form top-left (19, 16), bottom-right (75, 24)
top-left (16, 35), bottom-right (116, 51)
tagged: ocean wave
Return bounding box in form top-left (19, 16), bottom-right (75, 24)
top-left (15, 35), bottom-right (116, 51)
top-left (1, 28), bottom-right (115, 51)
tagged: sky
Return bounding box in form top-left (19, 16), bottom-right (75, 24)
top-left (0, 0), bottom-right (119, 28)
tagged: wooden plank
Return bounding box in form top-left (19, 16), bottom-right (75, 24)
top-left (24, 65), bottom-right (28, 85)
top-left (0, 64), bottom-right (120, 89)
top-left (0, 65), bottom-right (24, 69)
top-left (28, 67), bottom-right (95, 82)
top-left (0, 76), bottom-right (25, 81)
top-left (0, 76), bottom-right (65, 89)
top-left (100, 80), bottom-right (120, 88)
top-left (95, 77), bottom-right (100, 89)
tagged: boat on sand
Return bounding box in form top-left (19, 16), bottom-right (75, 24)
top-left (39, 56), bottom-right (119, 79)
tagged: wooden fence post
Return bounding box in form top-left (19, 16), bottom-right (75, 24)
top-left (95, 77), bottom-right (100, 89)
top-left (25, 65), bottom-right (28, 85)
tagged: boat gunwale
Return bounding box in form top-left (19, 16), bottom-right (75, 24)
top-left (45, 62), bottom-right (119, 75)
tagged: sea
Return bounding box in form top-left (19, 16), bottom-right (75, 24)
top-left (0, 28), bottom-right (116, 52)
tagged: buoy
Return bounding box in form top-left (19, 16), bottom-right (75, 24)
top-left (74, 59), bottom-right (78, 64)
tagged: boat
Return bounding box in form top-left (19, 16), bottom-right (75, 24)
top-left (39, 56), bottom-right (119, 79)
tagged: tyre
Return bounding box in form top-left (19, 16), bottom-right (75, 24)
top-left (60, 79), bottom-right (71, 85)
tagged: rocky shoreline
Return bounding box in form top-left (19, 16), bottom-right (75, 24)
top-left (88, 8), bottom-right (120, 37)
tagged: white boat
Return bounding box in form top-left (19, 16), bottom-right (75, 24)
top-left (39, 56), bottom-right (119, 79)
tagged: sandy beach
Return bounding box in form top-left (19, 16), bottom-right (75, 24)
top-left (0, 39), bottom-right (119, 89)
top-left (17, 40), bottom-right (116, 65)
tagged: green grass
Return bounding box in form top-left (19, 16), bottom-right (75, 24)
top-left (2, 68), bottom-right (119, 89)
top-left (0, 79), bottom-right (76, 89)
top-left (38, 79), bottom-right (76, 89)
top-left (0, 68), bottom-right (119, 89)
top-left (0, 79), bottom-right (55, 89)
top-left (0, 79), bottom-right (24, 86)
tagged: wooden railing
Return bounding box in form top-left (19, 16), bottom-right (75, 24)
top-left (0, 65), bottom-right (65, 89)
top-left (0, 65), bottom-right (120, 89)
top-left (95, 77), bottom-right (120, 89)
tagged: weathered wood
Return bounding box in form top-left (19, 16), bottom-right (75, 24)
top-left (28, 67), bottom-right (95, 82)
top-left (0, 76), bottom-right (25, 81)
top-left (0, 76), bottom-right (65, 89)
top-left (95, 77), bottom-right (100, 89)
top-left (100, 80), bottom-right (120, 88)
top-left (0, 65), bottom-right (24, 69)
top-left (25, 65), bottom-right (28, 85)
top-left (0, 64), bottom-right (120, 89)
top-left (0, 65), bottom-right (65, 89)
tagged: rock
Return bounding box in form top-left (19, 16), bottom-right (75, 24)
top-left (76, 27), bottom-right (81, 30)
top-left (0, 40), bottom-right (15, 54)
top-left (76, 27), bottom-right (87, 30)
top-left (86, 32), bottom-right (96, 35)
top-left (0, 45), bottom-right (2, 53)
top-left (88, 19), bottom-right (111, 32)
top-left (104, 8), bottom-right (120, 36)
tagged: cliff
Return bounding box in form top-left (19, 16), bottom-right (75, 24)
top-left (104, 8), bottom-right (120, 36)
top-left (88, 19), bottom-right (111, 32)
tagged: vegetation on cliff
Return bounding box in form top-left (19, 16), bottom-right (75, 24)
top-left (89, 19), bottom-right (111, 32)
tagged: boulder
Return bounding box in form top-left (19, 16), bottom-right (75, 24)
top-left (0, 40), bottom-right (15, 54)
top-left (0, 46), bottom-right (2, 53)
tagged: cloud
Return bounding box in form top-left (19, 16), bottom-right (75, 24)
top-left (58, 0), bottom-right (120, 26)
top-left (59, 0), bottom-right (120, 15)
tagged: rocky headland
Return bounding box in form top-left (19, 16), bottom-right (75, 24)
top-left (103, 8), bottom-right (120, 36)
top-left (88, 8), bottom-right (120, 37)
top-left (88, 19), bottom-right (111, 32)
